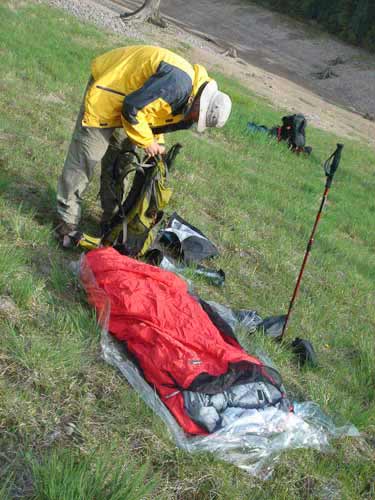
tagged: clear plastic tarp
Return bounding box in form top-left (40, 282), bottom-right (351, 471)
top-left (80, 256), bottom-right (359, 479)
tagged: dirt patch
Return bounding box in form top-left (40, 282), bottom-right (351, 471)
top-left (0, 296), bottom-right (19, 320)
top-left (156, 1), bottom-right (375, 113)
top-left (40, 92), bottom-right (65, 104)
top-left (0, 132), bottom-right (17, 142)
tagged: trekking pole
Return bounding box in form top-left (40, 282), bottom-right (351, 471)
top-left (280, 143), bottom-right (344, 339)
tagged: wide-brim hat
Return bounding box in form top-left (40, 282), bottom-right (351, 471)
top-left (197, 81), bottom-right (232, 133)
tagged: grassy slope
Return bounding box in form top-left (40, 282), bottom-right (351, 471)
top-left (0, 1), bottom-right (374, 498)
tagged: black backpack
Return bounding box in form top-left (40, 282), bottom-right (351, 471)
top-left (248, 114), bottom-right (312, 155)
top-left (277, 114), bottom-right (311, 154)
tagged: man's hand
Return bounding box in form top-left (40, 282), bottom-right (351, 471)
top-left (144, 140), bottom-right (165, 157)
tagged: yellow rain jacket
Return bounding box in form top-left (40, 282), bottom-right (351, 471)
top-left (82, 45), bottom-right (211, 148)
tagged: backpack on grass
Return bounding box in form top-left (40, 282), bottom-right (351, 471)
top-left (248, 113), bottom-right (312, 155)
top-left (71, 144), bottom-right (182, 256)
top-left (103, 145), bottom-right (182, 256)
top-left (276, 114), bottom-right (310, 153)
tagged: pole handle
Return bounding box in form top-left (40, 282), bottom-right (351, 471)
top-left (324, 143), bottom-right (343, 187)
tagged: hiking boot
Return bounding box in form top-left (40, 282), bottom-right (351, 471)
top-left (55, 221), bottom-right (78, 248)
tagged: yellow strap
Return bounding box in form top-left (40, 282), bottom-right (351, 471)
top-left (78, 233), bottom-right (101, 250)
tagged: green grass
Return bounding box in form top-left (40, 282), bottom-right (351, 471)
top-left (29, 450), bottom-right (158, 500)
top-left (0, 0), bottom-right (375, 498)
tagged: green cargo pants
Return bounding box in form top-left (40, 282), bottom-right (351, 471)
top-left (56, 81), bottom-right (135, 227)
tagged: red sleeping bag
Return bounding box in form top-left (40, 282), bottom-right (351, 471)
top-left (81, 247), bottom-right (270, 435)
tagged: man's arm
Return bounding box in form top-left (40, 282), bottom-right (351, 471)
top-left (121, 62), bottom-right (192, 151)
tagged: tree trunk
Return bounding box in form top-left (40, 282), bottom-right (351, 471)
top-left (120, 0), bottom-right (167, 28)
